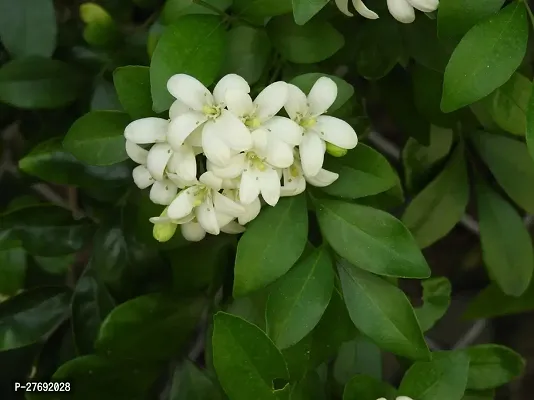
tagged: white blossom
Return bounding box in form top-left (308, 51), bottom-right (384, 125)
top-left (281, 156), bottom-right (339, 197)
top-left (335, 0), bottom-right (378, 19)
top-left (335, 0), bottom-right (439, 23)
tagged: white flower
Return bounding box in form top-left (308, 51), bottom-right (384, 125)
top-left (388, 0), bottom-right (438, 23)
top-left (166, 74), bottom-right (253, 167)
top-left (222, 189), bottom-right (262, 226)
top-left (281, 156), bottom-right (339, 197)
top-left (335, 0), bottom-right (379, 19)
top-left (284, 77), bottom-right (358, 178)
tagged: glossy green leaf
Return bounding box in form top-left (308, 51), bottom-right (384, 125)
top-left (317, 199), bottom-right (430, 278)
top-left (161, 0), bottom-right (232, 24)
top-left (322, 144), bottom-right (398, 200)
top-left (113, 66), bottom-right (157, 119)
top-left (222, 26), bottom-right (271, 85)
top-left (462, 390), bottom-right (495, 400)
top-left (441, 3), bottom-right (528, 112)
top-left (287, 370), bottom-right (325, 400)
top-left (289, 73), bottom-right (354, 113)
top-left (0, 247), bottom-right (26, 296)
top-left (470, 130), bottom-right (534, 213)
top-left (234, 195), bottom-right (308, 297)
top-left (399, 351), bottom-right (470, 400)
top-left (402, 143), bottom-right (469, 248)
top-left (170, 360), bottom-right (223, 400)
top-left (90, 79), bottom-right (122, 111)
top-left (150, 15), bottom-right (226, 112)
top-left (63, 111), bottom-right (131, 166)
top-left (438, 0), bottom-right (506, 41)
top-left (526, 79), bottom-right (534, 163)
top-left (476, 181), bottom-right (533, 296)
top-left (267, 15), bottom-right (344, 64)
top-left (464, 344), bottom-right (525, 390)
top-left (415, 277), bottom-right (451, 332)
top-left (34, 254), bottom-right (75, 275)
top-left (0, 287), bottom-right (70, 351)
top-left (334, 337), bottom-right (382, 385)
top-left (464, 282), bottom-right (534, 319)
top-left (0, 0), bottom-right (57, 58)
top-left (266, 247), bottom-right (334, 349)
top-left (212, 312), bottom-right (290, 400)
top-left (292, 0), bottom-right (329, 25)
top-left (343, 375), bottom-right (397, 400)
top-left (338, 260), bottom-right (430, 360)
top-left (0, 57), bottom-right (82, 109)
top-left (233, 0), bottom-right (292, 18)
top-left (96, 294), bottom-right (203, 361)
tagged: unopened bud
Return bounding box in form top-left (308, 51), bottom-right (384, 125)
top-left (153, 222), bottom-right (177, 242)
top-left (326, 142), bottom-right (347, 157)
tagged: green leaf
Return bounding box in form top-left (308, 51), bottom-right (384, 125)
top-left (415, 277), bottom-right (451, 332)
top-left (113, 66), bottom-right (157, 119)
top-left (334, 337), bottom-right (382, 385)
top-left (0, 287), bottom-right (70, 351)
top-left (343, 375), bottom-right (397, 400)
top-left (289, 73), bottom-right (354, 113)
top-left (470, 130), bottom-right (534, 213)
top-left (486, 72), bottom-right (531, 136)
top-left (34, 254), bottom-right (75, 275)
top-left (170, 360), bottom-right (223, 400)
top-left (234, 194), bottom-right (308, 297)
top-left (266, 246), bottom-right (334, 349)
top-left (464, 344), bottom-right (525, 390)
top-left (287, 370), bottom-right (325, 400)
top-left (526, 78), bottom-right (534, 163)
top-left (95, 294), bottom-right (203, 361)
top-left (161, 0), bottom-right (232, 24)
top-left (267, 15), bottom-right (344, 64)
top-left (63, 111), bottom-right (131, 166)
top-left (438, 0), bottom-right (506, 42)
top-left (322, 144), bottom-right (398, 200)
top-left (476, 181), bottom-right (534, 296)
top-left (233, 0), bottom-right (292, 18)
top-left (212, 312), bottom-right (290, 400)
top-left (399, 351), bottom-right (470, 400)
top-left (462, 390), bottom-right (495, 400)
top-left (150, 15), bottom-right (226, 112)
top-left (292, 0), bottom-right (329, 25)
top-left (0, 57), bottom-right (82, 109)
top-left (402, 126), bottom-right (454, 193)
top-left (0, 247), bottom-right (26, 296)
top-left (338, 260), bottom-right (430, 360)
top-left (464, 282), bottom-right (534, 319)
top-left (222, 26), bottom-right (271, 85)
top-left (71, 263), bottom-right (116, 355)
top-left (441, 2), bottom-right (528, 112)
top-left (90, 79), bottom-right (122, 112)
top-left (402, 143), bottom-right (469, 248)
top-left (0, 0), bottom-right (57, 58)
top-left (317, 199), bottom-right (430, 278)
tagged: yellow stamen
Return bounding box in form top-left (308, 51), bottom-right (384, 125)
top-left (300, 118), bottom-right (317, 129)
top-left (245, 117), bottom-right (262, 129)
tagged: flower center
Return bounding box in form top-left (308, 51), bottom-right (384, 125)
top-left (202, 104), bottom-right (222, 119)
top-left (244, 116), bottom-right (262, 129)
top-left (246, 152), bottom-right (267, 172)
top-left (289, 164), bottom-right (300, 178)
top-left (192, 185), bottom-right (209, 206)
top-left (300, 117), bottom-right (317, 129)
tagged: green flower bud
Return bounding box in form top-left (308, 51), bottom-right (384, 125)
top-left (325, 142), bottom-right (348, 157)
top-left (153, 221), bottom-right (178, 243)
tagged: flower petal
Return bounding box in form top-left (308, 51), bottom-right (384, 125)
top-left (259, 167), bottom-right (281, 206)
top-left (305, 168), bottom-right (339, 187)
top-left (168, 145), bottom-right (197, 182)
top-left (335, 0), bottom-right (353, 16)
top-left (262, 116), bottom-right (303, 146)
top-left (168, 188), bottom-right (196, 220)
top-left (199, 171), bottom-right (223, 191)
top-left (387, 0), bottom-right (415, 23)
top-left (406, 0), bottom-right (438, 12)
top-left (226, 90), bottom-right (254, 118)
top-left (132, 165), bottom-right (154, 189)
top-left (353, 0), bottom-right (379, 19)
top-left (169, 100), bottom-right (192, 119)
top-left (254, 81), bottom-right (288, 122)
top-left (285, 84), bottom-right (308, 120)
top-left (266, 140), bottom-right (294, 169)
top-left (196, 198), bottom-right (220, 235)
top-left (146, 143), bottom-right (173, 181)
top-left (167, 173), bottom-right (197, 189)
top-left (300, 131), bottom-right (325, 177)
top-left (167, 74), bottom-right (213, 111)
top-left (281, 167), bottom-right (306, 197)
top-left (238, 197), bottom-right (261, 225)
top-left (181, 222), bottom-right (206, 242)
top-left (315, 116), bottom-right (358, 149)
top-left (216, 110), bottom-right (253, 151)
top-left (124, 118), bottom-right (168, 144)
top-left (213, 74), bottom-right (250, 105)
top-left (202, 121), bottom-right (232, 166)
top-left (125, 140), bottom-right (148, 164)
top-left (207, 153), bottom-right (246, 179)
top-left (214, 192), bottom-right (245, 217)
top-left (308, 77), bottom-right (338, 116)
top-left (185, 126), bottom-right (203, 148)
top-left (221, 221), bottom-right (246, 234)
top-left (168, 112), bottom-right (207, 151)
top-left (239, 168), bottom-right (260, 205)
top-left (150, 180), bottom-right (178, 205)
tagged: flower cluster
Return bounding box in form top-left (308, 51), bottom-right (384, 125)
top-left (335, 0), bottom-right (439, 24)
top-left (124, 74), bottom-right (358, 242)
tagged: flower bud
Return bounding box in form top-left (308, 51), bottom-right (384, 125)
top-left (326, 142), bottom-right (348, 157)
top-left (153, 221), bottom-right (177, 242)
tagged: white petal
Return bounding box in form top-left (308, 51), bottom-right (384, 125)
top-left (150, 215), bottom-right (172, 224)
top-left (185, 126), bottom-right (203, 148)
top-left (285, 84), bottom-right (308, 121)
top-left (196, 197), bottom-right (220, 235)
top-left (124, 118), bottom-right (168, 144)
top-left (305, 168), bottom-right (339, 187)
top-left (315, 116), bottom-right (358, 149)
top-left (266, 140), bottom-right (294, 169)
top-left (168, 188), bottom-right (196, 220)
top-left (146, 143), bottom-right (173, 181)
top-left (214, 192), bottom-right (245, 217)
top-left (207, 153), bottom-right (246, 179)
top-left (167, 173), bottom-right (197, 189)
top-left (132, 165), bottom-right (154, 189)
top-left (406, 0), bottom-right (438, 12)
top-left (239, 169), bottom-right (260, 205)
top-left (251, 129), bottom-right (269, 155)
top-left (216, 110), bottom-right (253, 151)
top-left (222, 178), bottom-right (240, 190)
top-left (308, 77), bottom-right (338, 117)
top-left (169, 100), bottom-right (192, 119)
top-left (202, 121), bottom-right (232, 166)
top-left (167, 145), bottom-right (197, 182)
top-left (300, 131), bottom-right (325, 177)
top-left (213, 74), bottom-right (250, 105)
top-left (281, 168), bottom-right (306, 197)
top-left (150, 180), bottom-right (178, 205)
top-left (387, 0), bottom-right (415, 23)
top-left (396, 397), bottom-right (415, 400)
top-left (180, 222), bottom-right (206, 242)
top-left (167, 74), bottom-right (213, 111)
top-left (254, 81), bottom-right (288, 122)
top-left (226, 90), bottom-right (254, 118)
top-left (221, 221), bottom-right (246, 234)
top-left (125, 140), bottom-right (148, 164)
top-left (238, 197), bottom-right (261, 225)
top-left (199, 171), bottom-right (223, 191)
top-left (259, 167), bottom-right (281, 206)
top-left (335, 0), bottom-right (353, 16)
top-left (262, 116), bottom-right (303, 146)
top-left (353, 0), bottom-right (379, 19)
top-left (168, 112), bottom-right (207, 151)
